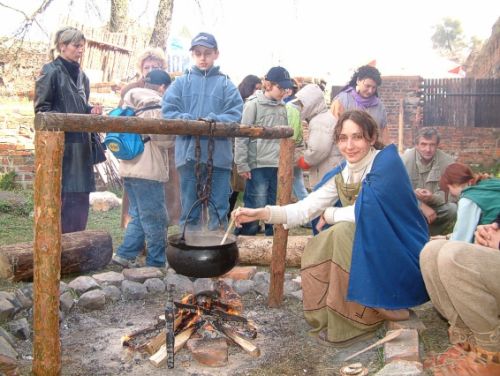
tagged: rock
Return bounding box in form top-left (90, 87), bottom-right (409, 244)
top-left (122, 267), bottom-right (163, 283)
top-left (14, 289), bottom-right (32, 309)
top-left (143, 278), bottom-right (165, 294)
top-left (253, 271), bottom-right (270, 284)
top-left (0, 336), bottom-right (17, 360)
top-left (284, 279), bottom-right (302, 296)
top-left (89, 191), bottom-right (122, 212)
top-left (186, 338), bottom-right (228, 367)
top-left (20, 284), bottom-right (33, 300)
top-left (222, 266), bottom-right (257, 280)
top-left (68, 276), bottom-right (101, 295)
top-left (164, 274), bottom-right (194, 296)
top-left (291, 290), bottom-right (303, 301)
top-left (0, 292), bottom-right (21, 313)
top-left (384, 329), bottom-right (420, 363)
top-left (6, 318), bottom-right (30, 340)
top-left (59, 281), bottom-right (69, 295)
top-left (78, 290), bottom-right (106, 310)
top-left (0, 298), bottom-right (16, 321)
top-left (0, 328), bottom-right (15, 348)
top-left (253, 281), bottom-right (269, 297)
top-left (92, 271), bottom-right (124, 287)
top-left (375, 360), bottom-right (423, 375)
top-left (233, 280), bottom-right (255, 296)
top-left (0, 334), bottom-right (18, 376)
top-left (193, 278), bottom-right (215, 294)
top-left (386, 310), bottom-right (427, 333)
top-left (60, 291), bottom-right (75, 313)
top-left (121, 280), bottom-right (147, 301)
top-left (103, 285), bottom-right (122, 302)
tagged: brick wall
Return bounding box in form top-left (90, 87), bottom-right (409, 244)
top-left (0, 145), bottom-right (35, 189)
top-left (380, 76), bottom-right (499, 168)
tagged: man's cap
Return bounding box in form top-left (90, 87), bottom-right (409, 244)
top-left (144, 70), bottom-right (171, 86)
top-left (265, 66), bottom-right (293, 89)
top-left (190, 32), bottom-right (218, 50)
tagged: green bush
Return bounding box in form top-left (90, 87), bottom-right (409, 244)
top-left (0, 171), bottom-right (18, 191)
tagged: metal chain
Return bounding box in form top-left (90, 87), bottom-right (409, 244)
top-left (194, 119), bottom-right (216, 207)
top-left (204, 121), bottom-right (215, 205)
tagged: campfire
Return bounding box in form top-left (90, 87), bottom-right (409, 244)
top-left (122, 280), bottom-right (260, 368)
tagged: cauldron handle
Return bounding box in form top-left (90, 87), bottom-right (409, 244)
top-left (180, 198), bottom-right (224, 242)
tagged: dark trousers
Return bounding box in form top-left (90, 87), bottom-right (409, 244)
top-left (61, 192), bottom-right (90, 234)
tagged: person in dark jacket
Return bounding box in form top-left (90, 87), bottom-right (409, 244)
top-left (34, 26), bottom-right (103, 233)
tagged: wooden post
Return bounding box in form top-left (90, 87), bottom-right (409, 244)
top-left (268, 138), bottom-right (295, 307)
top-left (33, 130), bottom-right (64, 375)
top-left (398, 98), bottom-right (404, 154)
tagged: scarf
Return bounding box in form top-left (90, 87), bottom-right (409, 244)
top-left (344, 86), bottom-right (380, 109)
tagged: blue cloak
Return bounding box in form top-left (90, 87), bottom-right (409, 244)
top-left (313, 145), bottom-right (429, 309)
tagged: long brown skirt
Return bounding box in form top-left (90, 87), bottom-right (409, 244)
top-left (301, 222), bottom-right (385, 342)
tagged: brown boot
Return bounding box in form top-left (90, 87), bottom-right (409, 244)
top-left (425, 344), bottom-right (500, 376)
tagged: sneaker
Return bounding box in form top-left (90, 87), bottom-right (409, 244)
top-left (111, 254), bottom-right (134, 268)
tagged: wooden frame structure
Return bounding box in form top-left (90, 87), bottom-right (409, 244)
top-left (32, 113), bottom-right (294, 375)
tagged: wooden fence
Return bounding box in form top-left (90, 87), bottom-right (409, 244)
top-left (61, 17), bottom-right (149, 82)
top-left (422, 78), bottom-right (500, 128)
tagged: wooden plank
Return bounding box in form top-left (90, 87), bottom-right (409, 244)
top-left (34, 113), bottom-right (294, 139)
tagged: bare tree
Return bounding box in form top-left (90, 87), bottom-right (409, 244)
top-left (149, 0), bottom-right (174, 49)
top-left (0, 0), bottom-right (55, 41)
top-left (109, 0), bottom-right (128, 32)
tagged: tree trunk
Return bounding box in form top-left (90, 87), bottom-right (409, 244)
top-left (149, 0), bottom-right (174, 50)
top-left (236, 235), bottom-right (310, 267)
top-left (0, 230), bottom-right (113, 282)
top-left (109, 0), bottom-right (128, 32)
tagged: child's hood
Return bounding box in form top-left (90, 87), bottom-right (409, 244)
top-left (295, 84), bottom-right (328, 121)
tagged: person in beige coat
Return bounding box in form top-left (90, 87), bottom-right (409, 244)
top-left (295, 84), bottom-right (342, 188)
top-left (112, 70), bottom-right (174, 268)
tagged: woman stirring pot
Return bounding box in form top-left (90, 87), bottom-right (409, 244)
top-left (232, 110), bottom-right (429, 347)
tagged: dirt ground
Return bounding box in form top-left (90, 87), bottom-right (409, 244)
top-left (12, 284), bottom-right (447, 376)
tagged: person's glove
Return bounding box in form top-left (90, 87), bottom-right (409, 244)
top-left (297, 156), bottom-right (310, 170)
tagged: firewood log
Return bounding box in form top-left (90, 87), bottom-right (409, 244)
top-left (236, 235), bottom-right (310, 267)
top-left (0, 230), bottom-right (113, 282)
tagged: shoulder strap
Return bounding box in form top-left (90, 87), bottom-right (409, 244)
top-left (135, 104), bottom-right (162, 115)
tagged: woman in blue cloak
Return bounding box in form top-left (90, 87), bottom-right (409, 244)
top-left (232, 110), bottom-right (429, 346)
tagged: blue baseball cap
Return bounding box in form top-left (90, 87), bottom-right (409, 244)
top-left (265, 66), bottom-right (293, 89)
top-left (190, 32), bottom-right (218, 50)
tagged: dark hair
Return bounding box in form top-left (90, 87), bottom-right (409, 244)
top-left (439, 162), bottom-right (490, 200)
top-left (334, 110), bottom-right (384, 150)
top-left (341, 65), bottom-right (383, 96)
top-left (414, 127), bottom-right (441, 145)
top-left (238, 75), bottom-right (261, 101)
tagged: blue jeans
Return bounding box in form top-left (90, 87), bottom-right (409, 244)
top-left (239, 167), bottom-right (277, 236)
top-left (293, 167), bottom-right (309, 201)
top-left (116, 178), bottom-right (168, 267)
top-left (177, 161), bottom-right (231, 231)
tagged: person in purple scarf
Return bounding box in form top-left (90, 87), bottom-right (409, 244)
top-left (331, 65), bottom-right (388, 143)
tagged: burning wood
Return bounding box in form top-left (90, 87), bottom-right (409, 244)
top-left (123, 280), bottom-right (260, 368)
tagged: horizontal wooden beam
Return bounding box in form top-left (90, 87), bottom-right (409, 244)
top-left (34, 113), bottom-right (294, 139)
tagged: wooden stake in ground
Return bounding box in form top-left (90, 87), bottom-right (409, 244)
top-left (268, 138), bottom-right (294, 308)
top-left (32, 130), bottom-right (65, 376)
top-left (343, 329), bottom-right (403, 362)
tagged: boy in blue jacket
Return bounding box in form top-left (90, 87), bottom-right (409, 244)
top-left (162, 32), bottom-right (243, 231)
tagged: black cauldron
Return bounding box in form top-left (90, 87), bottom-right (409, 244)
top-left (167, 231), bottom-right (239, 278)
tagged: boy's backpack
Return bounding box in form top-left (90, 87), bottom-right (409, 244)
top-left (104, 105), bottom-right (160, 160)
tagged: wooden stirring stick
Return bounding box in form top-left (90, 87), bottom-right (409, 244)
top-left (220, 216), bottom-right (236, 245)
top-left (343, 329), bottom-right (403, 362)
